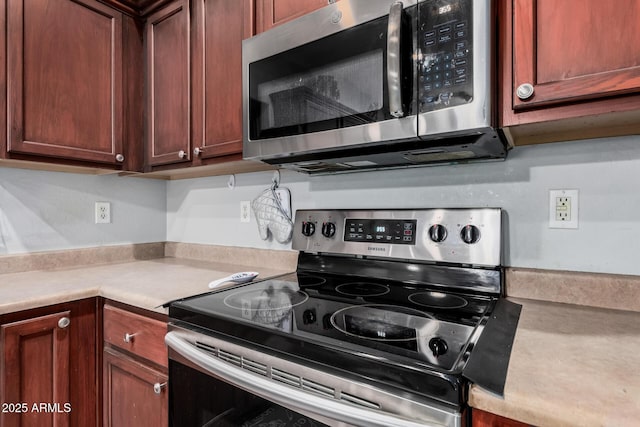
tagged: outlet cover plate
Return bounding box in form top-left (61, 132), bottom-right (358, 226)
top-left (95, 202), bottom-right (111, 224)
top-left (549, 189), bottom-right (578, 229)
top-left (240, 201), bottom-right (251, 223)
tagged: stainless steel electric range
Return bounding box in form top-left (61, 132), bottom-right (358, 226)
top-left (166, 209), bottom-right (520, 427)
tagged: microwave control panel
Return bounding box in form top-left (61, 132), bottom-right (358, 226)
top-left (418, 0), bottom-right (473, 112)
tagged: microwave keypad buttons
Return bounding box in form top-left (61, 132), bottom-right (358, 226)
top-left (419, 0), bottom-right (474, 113)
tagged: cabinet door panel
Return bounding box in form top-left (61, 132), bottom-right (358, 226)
top-left (1, 311), bottom-right (71, 427)
top-left (7, 0), bottom-right (123, 164)
top-left (192, 0), bottom-right (252, 159)
top-left (512, 0), bottom-right (640, 110)
top-left (146, 0), bottom-right (190, 167)
top-left (103, 348), bottom-right (168, 427)
top-left (256, 0), bottom-right (330, 33)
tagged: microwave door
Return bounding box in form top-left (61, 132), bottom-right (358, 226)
top-left (243, 0), bottom-right (419, 162)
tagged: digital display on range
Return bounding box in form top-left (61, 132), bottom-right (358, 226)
top-left (344, 219), bottom-right (417, 245)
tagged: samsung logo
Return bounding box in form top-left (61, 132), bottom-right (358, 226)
top-left (367, 247), bottom-right (386, 252)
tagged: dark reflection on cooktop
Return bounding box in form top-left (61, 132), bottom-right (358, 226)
top-left (336, 282), bottom-right (390, 297)
top-left (223, 282), bottom-right (309, 331)
top-left (296, 273), bottom-right (327, 288)
top-left (408, 291), bottom-right (468, 309)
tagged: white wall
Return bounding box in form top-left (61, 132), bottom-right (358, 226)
top-left (167, 135), bottom-right (640, 276)
top-left (0, 168), bottom-right (166, 254)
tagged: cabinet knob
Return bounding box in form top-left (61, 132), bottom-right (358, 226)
top-left (178, 150), bottom-right (187, 159)
top-left (153, 382), bottom-right (167, 394)
top-left (123, 333), bottom-right (137, 343)
top-left (193, 147), bottom-right (203, 156)
top-left (516, 83), bottom-right (534, 100)
top-left (57, 317), bottom-right (71, 329)
top-left (115, 154), bottom-right (125, 163)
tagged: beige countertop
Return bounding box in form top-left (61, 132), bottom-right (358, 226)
top-left (470, 297), bottom-right (640, 426)
top-left (3, 245), bottom-right (640, 425)
top-left (0, 244), bottom-right (296, 315)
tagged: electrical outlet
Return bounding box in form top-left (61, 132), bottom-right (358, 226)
top-left (549, 189), bottom-right (578, 229)
top-left (95, 202), bottom-right (111, 224)
top-left (240, 201), bottom-right (251, 223)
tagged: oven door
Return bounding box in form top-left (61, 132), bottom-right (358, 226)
top-left (242, 0), bottom-right (418, 162)
top-left (166, 326), bottom-right (464, 427)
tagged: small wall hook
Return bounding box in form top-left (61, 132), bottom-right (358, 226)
top-left (272, 170), bottom-right (281, 189)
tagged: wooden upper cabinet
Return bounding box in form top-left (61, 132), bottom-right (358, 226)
top-left (191, 0), bottom-right (253, 160)
top-left (256, 0), bottom-right (333, 33)
top-left (145, 0), bottom-right (191, 167)
top-left (502, 0), bottom-right (640, 128)
top-left (6, 0), bottom-right (125, 165)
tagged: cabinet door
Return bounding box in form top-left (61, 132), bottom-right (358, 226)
top-left (103, 348), bottom-right (168, 427)
top-left (145, 0), bottom-right (191, 167)
top-left (256, 0), bottom-right (332, 33)
top-left (191, 0), bottom-right (253, 160)
top-left (511, 0), bottom-right (640, 111)
top-left (6, 0), bottom-right (124, 165)
top-left (0, 300), bottom-right (97, 427)
top-left (472, 408), bottom-right (530, 426)
top-left (0, 310), bottom-right (71, 427)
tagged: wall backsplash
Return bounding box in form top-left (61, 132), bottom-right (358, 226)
top-left (167, 135), bottom-right (640, 276)
top-left (1, 135), bottom-right (638, 276)
top-left (0, 168), bottom-right (166, 255)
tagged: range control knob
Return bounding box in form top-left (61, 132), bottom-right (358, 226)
top-left (460, 225), bottom-right (481, 244)
top-left (321, 222), bottom-right (336, 238)
top-left (301, 221), bottom-right (316, 237)
top-left (428, 224), bottom-right (447, 243)
top-left (428, 337), bottom-right (448, 358)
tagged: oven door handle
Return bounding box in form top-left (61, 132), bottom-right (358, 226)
top-left (165, 331), bottom-right (448, 427)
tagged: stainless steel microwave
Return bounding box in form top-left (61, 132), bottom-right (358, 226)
top-left (242, 0), bottom-right (508, 174)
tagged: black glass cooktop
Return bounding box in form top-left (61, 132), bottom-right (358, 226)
top-left (171, 271), bottom-right (496, 373)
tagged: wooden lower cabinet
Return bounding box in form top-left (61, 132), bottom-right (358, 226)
top-left (102, 348), bottom-right (168, 427)
top-left (102, 302), bottom-right (168, 427)
top-left (0, 299), bottom-right (98, 427)
top-left (472, 408), bottom-right (531, 427)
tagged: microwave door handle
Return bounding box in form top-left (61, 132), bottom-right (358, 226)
top-left (165, 332), bottom-right (447, 427)
top-left (387, 1), bottom-right (404, 118)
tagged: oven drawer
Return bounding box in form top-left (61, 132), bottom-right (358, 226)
top-left (103, 304), bottom-right (167, 368)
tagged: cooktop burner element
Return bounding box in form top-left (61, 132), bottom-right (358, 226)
top-left (409, 291), bottom-right (469, 309)
top-left (335, 282), bottom-right (390, 297)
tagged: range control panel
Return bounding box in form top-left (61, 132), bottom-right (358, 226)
top-left (344, 219), bottom-right (417, 245)
top-left (292, 208), bottom-right (502, 267)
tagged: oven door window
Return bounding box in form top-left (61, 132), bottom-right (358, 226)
top-left (249, 13), bottom-right (411, 141)
top-left (169, 361), bottom-right (328, 427)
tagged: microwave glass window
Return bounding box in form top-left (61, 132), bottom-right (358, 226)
top-left (248, 9), bottom-right (416, 142)
top-left (257, 50), bottom-right (383, 130)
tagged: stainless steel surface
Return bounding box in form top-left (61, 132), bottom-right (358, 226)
top-left (123, 332), bottom-right (136, 343)
top-left (115, 153), bottom-right (124, 163)
top-left (417, 0), bottom-right (495, 136)
top-left (292, 208), bottom-right (502, 267)
top-left (242, 0), bottom-right (419, 161)
top-left (387, 1), bottom-right (405, 118)
top-left (166, 326), bottom-right (463, 427)
top-left (516, 83), bottom-right (534, 100)
top-left (57, 317), bottom-right (70, 329)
